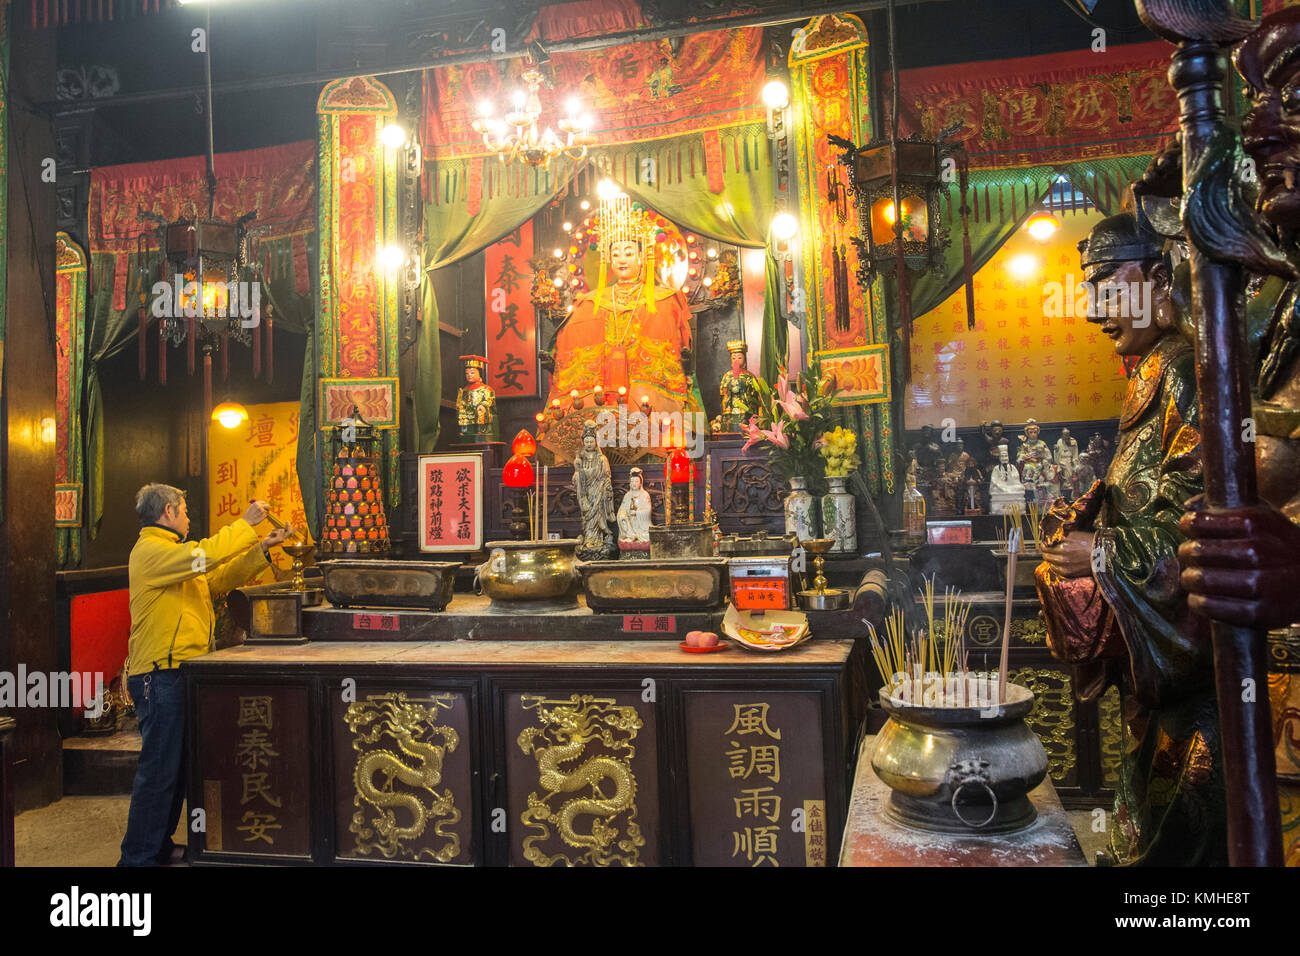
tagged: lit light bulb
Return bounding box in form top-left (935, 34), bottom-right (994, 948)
top-left (703, 277), bottom-right (713, 287)
top-left (512, 90), bottom-right (526, 110)
top-left (553, 278), bottom-right (564, 288)
top-left (39, 417), bottom-right (56, 444)
top-left (1025, 212), bottom-right (1060, 242)
top-left (707, 248), bottom-right (718, 259)
top-left (1007, 254), bottom-right (1039, 279)
top-left (211, 402), bottom-right (250, 430)
top-left (580, 200), bottom-right (591, 210)
top-left (597, 178), bottom-right (624, 201)
top-left (478, 100), bottom-right (494, 118)
top-left (553, 248), bottom-right (564, 258)
top-left (562, 221), bottom-right (573, 232)
top-left (380, 124), bottom-right (407, 148)
top-left (771, 213), bottom-right (799, 241)
top-left (762, 80), bottom-right (790, 110)
top-left (377, 246), bottom-right (407, 271)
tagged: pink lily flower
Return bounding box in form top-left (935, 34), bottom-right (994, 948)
top-left (740, 415), bottom-right (764, 454)
top-left (761, 419), bottom-right (789, 449)
top-left (777, 392), bottom-right (809, 421)
top-left (776, 373), bottom-right (789, 401)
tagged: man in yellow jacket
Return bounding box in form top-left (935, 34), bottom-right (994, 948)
top-left (118, 483), bottom-right (291, 866)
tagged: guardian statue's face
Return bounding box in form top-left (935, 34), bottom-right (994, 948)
top-left (1238, 10), bottom-right (1300, 231)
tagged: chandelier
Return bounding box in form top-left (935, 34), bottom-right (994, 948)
top-left (471, 68), bottom-right (594, 169)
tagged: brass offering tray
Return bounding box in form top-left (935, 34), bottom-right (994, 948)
top-left (580, 557), bottom-right (728, 613)
top-left (648, 522), bottom-right (715, 560)
top-left (718, 531), bottom-right (798, 556)
top-left (318, 559), bottom-right (460, 611)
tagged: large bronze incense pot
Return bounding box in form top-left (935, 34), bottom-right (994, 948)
top-left (474, 539), bottom-right (583, 611)
top-left (871, 683), bottom-right (1048, 834)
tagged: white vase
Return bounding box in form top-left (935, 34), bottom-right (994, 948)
top-left (821, 476), bottom-right (856, 553)
top-left (784, 476), bottom-right (818, 541)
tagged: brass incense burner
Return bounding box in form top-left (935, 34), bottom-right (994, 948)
top-left (871, 683), bottom-right (1048, 834)
top-left (474, 539), bottom-right (582, 612)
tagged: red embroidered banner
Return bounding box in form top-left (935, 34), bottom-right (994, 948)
top-left (484, 222), bottom-right (537, 398)
top-left (424, 27), bottom-right (764, 159)
top-left (890, 41), bottom-right (1178, 169)
top-left (88, 140), bottom-right (316, 309)
top-left (335, 114), bottom-right (381, 378)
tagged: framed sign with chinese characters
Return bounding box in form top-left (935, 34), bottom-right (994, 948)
top-left (418, 453), bottom-right (484, 552)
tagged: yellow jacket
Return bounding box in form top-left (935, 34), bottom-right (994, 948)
top-left (126, 519), bottom-right (271, 676)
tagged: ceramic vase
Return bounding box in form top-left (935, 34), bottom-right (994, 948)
top-left (821, 475), bottom-right (856, 553)
top-left (784, 476), bottom-right (818, 541)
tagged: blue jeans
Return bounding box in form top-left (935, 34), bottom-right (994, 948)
top-left (118, 668), bottom-right (187, 866)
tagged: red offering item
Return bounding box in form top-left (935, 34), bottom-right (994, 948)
top-left (503, 453), bottom-right (536, 488)
top-left (679, 641), bottom-right (729, 654)
top-left (666, 447), bottom-right (691, 484)
top-left (511, 429), bottom-right (538, 457)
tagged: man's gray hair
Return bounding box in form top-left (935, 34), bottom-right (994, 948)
top-left (135, 483), bottom-right (185, 525)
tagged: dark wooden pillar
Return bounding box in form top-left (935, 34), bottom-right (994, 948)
top-left (0, 13), bottom-right (61, 811)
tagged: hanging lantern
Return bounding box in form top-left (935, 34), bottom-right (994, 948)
top-left (665, 447), bottom-right (692, 485)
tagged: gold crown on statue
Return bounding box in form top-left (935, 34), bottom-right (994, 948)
top-left (596, 180), bottom-right (656, 261)
top-left (726, 340), bottom-right (748, 354)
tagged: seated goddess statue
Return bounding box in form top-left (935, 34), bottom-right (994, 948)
top-left (989, 444), bottom-right (1027, 514)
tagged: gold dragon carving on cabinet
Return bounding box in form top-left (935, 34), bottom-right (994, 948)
top-left (344, 692), bottom-right (462, 862)
top-left (516, 694), bottom-right (645, 867)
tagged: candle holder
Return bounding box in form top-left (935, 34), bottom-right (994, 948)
top-left (795, 537), bottom-right (850, 610)
top-left (594, 385), bottom-right (605, 406)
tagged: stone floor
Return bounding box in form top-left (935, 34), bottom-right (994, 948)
top-left (14, 796), bottom-right (187, 867)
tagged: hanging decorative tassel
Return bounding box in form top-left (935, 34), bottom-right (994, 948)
top-left (158, 321), bottom-right (167, 387)
top-left (203, 350), bottom-right (213, 419)
top-left (187, 316), bottom-right (196, 374)
top-left (253, 309), bottom-right (262, 379)
top-left (998, 184), bottom-right (1005, 222)
top-left (1023, 181), bottom-right (1030, 215)
top-left (1011, 181), bottom-right (1018, 221)
top-left (983, 184), bottom-right (991, 221)
top-left (138, 305), bottom-right (147, 380)
top-left (958, 150), bottom-right (976, 330)
top-left (265, 312), bottom-right (274, 385)
top-left (1071, 179), bottom-right (1079, 215)
top-left (677, 144), bottom-right (683, 183)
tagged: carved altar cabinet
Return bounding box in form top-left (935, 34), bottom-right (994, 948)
top-left (182, 634), bottom-right (862, 866)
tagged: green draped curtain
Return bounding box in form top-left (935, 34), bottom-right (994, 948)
top-left (418, 125), bottom-right (783, 452)
top-left (911, 154), bottom-right (1154, 322)
top-left (417, 156), bottom-right (578, 452)
top-left (84, 238), bottom-right (316, 538)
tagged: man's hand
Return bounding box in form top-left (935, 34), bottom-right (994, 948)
top-left (242, 500), bottom-right (269, 526)
top-left (1041, 530), bottom-right (1096, 578)
top-left (1178, 497), bottom-right (1300, 628)
top-left (261, 525), bottom-right (294, 553)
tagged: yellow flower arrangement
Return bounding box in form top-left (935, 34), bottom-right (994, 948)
top-left (818, 426), bottom-right (860, 477)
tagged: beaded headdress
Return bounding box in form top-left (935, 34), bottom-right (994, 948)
top-left (594, 182), bottom-right (658, 314)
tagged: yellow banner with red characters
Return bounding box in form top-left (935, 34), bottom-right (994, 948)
top-left (906, 210), bottom-right (1128, 429)
top-left (208, 401), bottom-right (306, 582)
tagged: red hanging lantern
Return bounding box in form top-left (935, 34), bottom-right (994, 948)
top-left (511, 429), bottom-right (538, 457)
top-left (503, 454), bottom-right (536, 488)
top-left (666, 448), bottom-right (692, 485)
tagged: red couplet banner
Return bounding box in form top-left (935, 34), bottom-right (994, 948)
top-left (484, 222), bottom-right (537, 398)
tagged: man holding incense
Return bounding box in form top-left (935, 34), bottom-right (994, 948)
top-left (119, 485), bottom-right (292, 866)
top-left (1034, 211), bottom-right (1224, 866)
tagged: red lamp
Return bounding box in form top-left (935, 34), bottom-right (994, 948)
top-left (503, 454), bottom-right (536, 488)
top-left (511, 429), bottom-right (538, 458)
top-left (666, 448), bottom-right (692, 484)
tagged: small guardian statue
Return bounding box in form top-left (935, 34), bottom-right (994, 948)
top-left (456, 354), bottom-right (498, 442)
